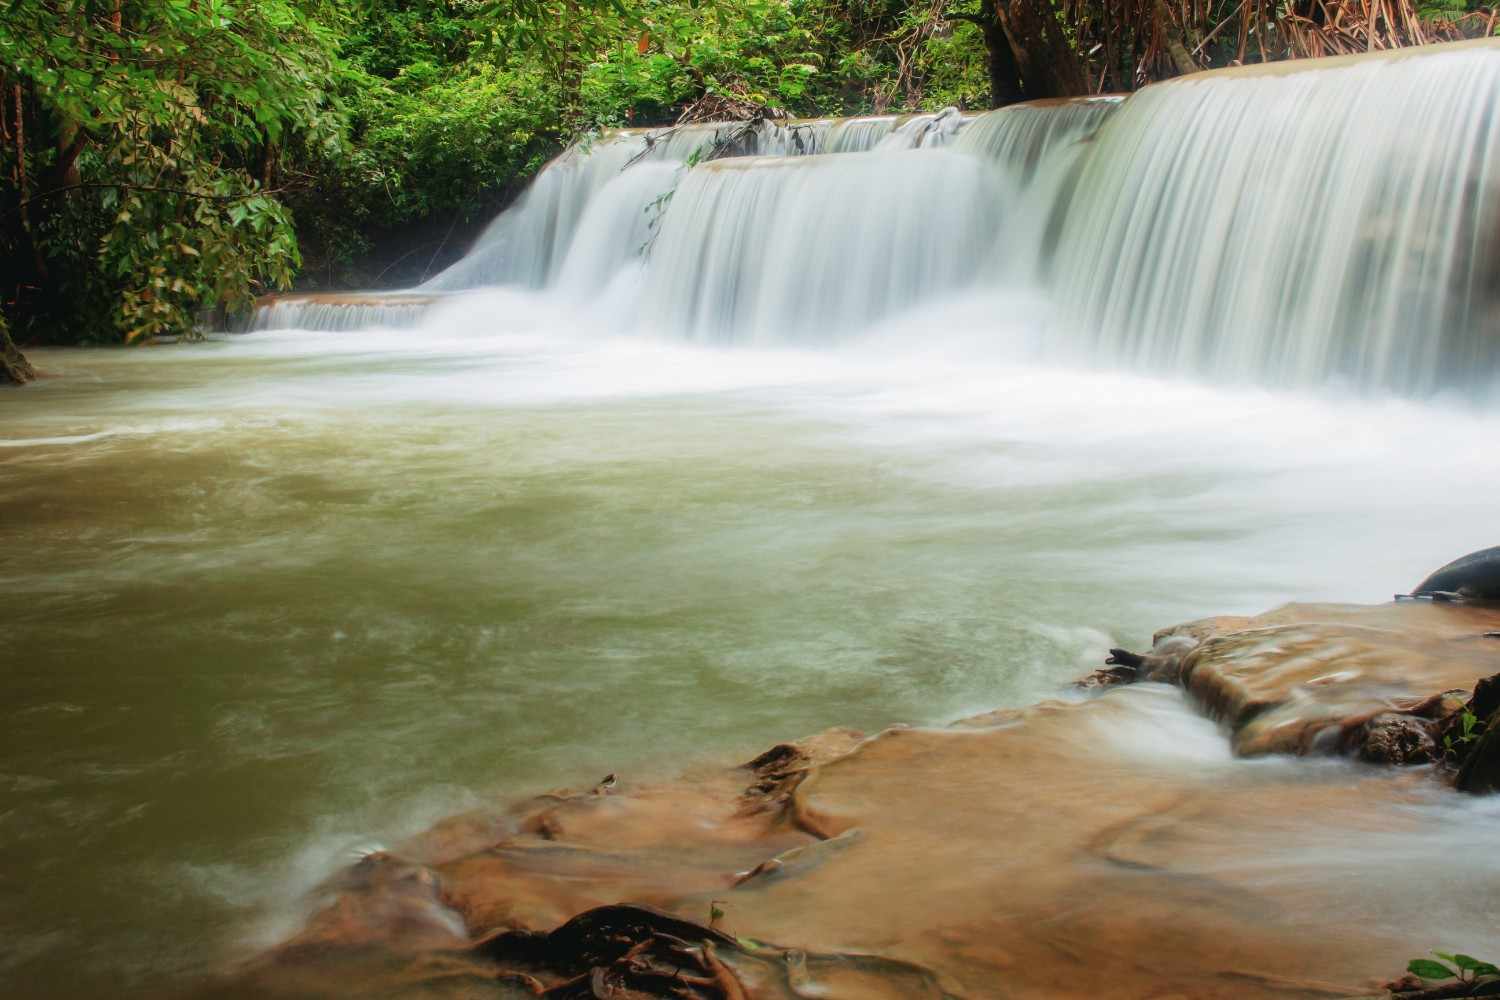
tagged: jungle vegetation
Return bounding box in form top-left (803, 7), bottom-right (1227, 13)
top-left (1, 0), bottom-right (1495, 372)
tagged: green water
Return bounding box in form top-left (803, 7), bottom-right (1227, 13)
top-left (2, 330), bottom-right (1495, 996)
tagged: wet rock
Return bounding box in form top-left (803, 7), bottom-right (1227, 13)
top-left (1354, 712), bottom-right (1438, 765)
top-left (277, 850), bottom-right (467, 958)
top-left (1410, 545), bottom-right (1500, 602)
top-left (1465, 672), bottom-right (1500, 725)
top-left (1386, 974), bottom-right (1500, 998)
top-left (1075, 635), bottom-right (1203, 689)
top-left (1075, 662), bottom-right (1141, 689)
top-left (228, 601), bottom-right (1500, 998)
top-left (740, 730), bottom-right (864, 819)
top-left (1, 319), bottom-right (35, 385)
top-left (1456, 707), bottom-right (1500, 793)
top-left (1170, 602), bottom-right (1500, 757)
top-left (1079, 603), bottom-right (1500, 767)
top-left (228, 686), bottom-right (1496, 999)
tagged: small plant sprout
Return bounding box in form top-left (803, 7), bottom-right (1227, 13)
top-left (1442, 709), bottom-right (1482, 754)
top-left (709, 899), bottom-right (727, 929)
top-left (1406, 951), bottom-right (1500, 985)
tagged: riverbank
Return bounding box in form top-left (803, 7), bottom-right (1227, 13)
top-left (222, 598), bottom-right (1500, 999)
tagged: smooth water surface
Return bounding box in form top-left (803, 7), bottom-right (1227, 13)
top-left (3, 304), bottom-right (1497, 996)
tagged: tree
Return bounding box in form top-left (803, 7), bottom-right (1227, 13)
top-left (944, 3), bottom-right (1026, 106)
top-left (0, 0), bottom-right (344, 343)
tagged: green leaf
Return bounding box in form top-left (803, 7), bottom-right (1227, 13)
top-left (1461, 712), bottom-right (1479, 740)
top-left (1408, 960), bottom-right (1458, 981)
top-left (1453, 956), bottom-right (1500, 977)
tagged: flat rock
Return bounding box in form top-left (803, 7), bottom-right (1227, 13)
top-left (221, 690), bottom-right (1477, 999)
top-left (1156, 602), bottom-right (1500, 756)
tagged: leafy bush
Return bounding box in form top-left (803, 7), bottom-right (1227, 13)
top-left (2, 0), bottom-right (993, 335)
top-left (0, 0), bottom-right (342, 342)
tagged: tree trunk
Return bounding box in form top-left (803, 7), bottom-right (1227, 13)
top-left (1152, 0), bottom-right (1202, 77)
top-left (1, 316), bottom-right (35, 385)
top-left (947, 11), bottom-right (1028, 107)
top-left (980, 18), bottom-right (1028, 107)
top-left (993, 0), bottom-right (1091, 99)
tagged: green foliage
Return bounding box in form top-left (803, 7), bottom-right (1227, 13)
top-left (1407, 951), bottom-right (1500, 984)
top-left (0, 0), bottom-right (343, 341)
top-left (5, 0), bottom-right (1490, 338)
top-left (3, 0), bottom-right (992, 330)
top-left (580, 50), bottom-right (694, 125)
top-left (1415, 0), bottom-right (1476, 21)
top-left (906, 19), bottom-right (992, 111)
top-left (1443, 708), bottom-right (1483, 753)
top-left (286, 0), bottom-right (991, 288)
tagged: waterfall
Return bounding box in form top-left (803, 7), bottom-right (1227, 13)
top-left (251, 40), bottom-right (1500, 397)
top-left (806, 115), bottom-right (903, 153)
top-left (553, 162), bottom-right (683, 296)
top-left (638, 150), bottom-right (1012, 342)
top-left (418, 126), bottom-right (714, 293)
top-left (250, 295), bottom-right (432, 331)
top-left (1051, 44), bottom-right (1500, 394)
top-left (416, 114), bottom-right (915, 294)
top-left (872, 107), bottom-right (971, 150)
top-left (954, 98), bottom-right (1120, 180)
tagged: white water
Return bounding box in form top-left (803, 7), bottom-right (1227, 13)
top-left (1053, 47), bottom-right (1500, 394)
top-left (639, 151), bottom-right (1012, 342)
top-left (954, 97), bottom-right (1120, 179)
top-left (251, 297), bottom-right (429, 331)
top-left (252, 45), bottom-right (1494, 398)
top-left (415, 110), bottom-right (969, 296)
top-left (254, 42), bottom-right (1500, 399)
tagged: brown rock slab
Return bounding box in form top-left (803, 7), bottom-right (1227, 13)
top-left (224, 691), bottom-right (1456, 999)
top-left (1152, 602), bottom-right (1500, 757)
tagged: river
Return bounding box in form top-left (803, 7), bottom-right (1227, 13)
top-left (5, 312), bottom-right (1498, 994)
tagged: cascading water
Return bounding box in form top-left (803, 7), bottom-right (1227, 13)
top-left (1051, 43), bottom-right (1500, 395)
top-left (418, 123), bottom-right (734, 293)
top-left (552, 161), bottom-right (683, 297)
top-left (953, 97), bottom-right (1121, 180)
top-left (804, 114), bottom-right (903, 153)
top-left (250, 295), bottom-right (432, 331)
top-left (252, 40), bottom-right (1500, 397)
top-left (871, 106), bottom-right (971, 150)
top-left (249, 109), bottom-right (977, 330)
top-left (416, 111), bottom-right (961, 295)
top-left (638, 151), bottom-right (1012, 342)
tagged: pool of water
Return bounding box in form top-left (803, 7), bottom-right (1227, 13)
top-left (3, 295), bottom-right (1496, 996)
